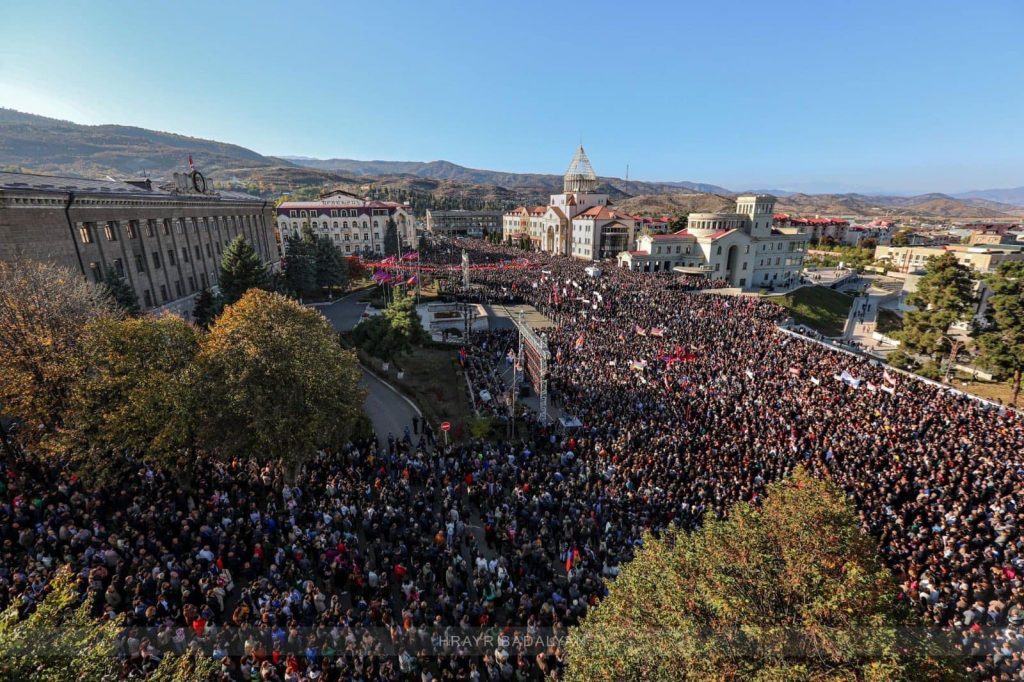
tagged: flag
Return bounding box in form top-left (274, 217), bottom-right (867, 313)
top-left (629, 360), bottom-right (648, 371)
top-left (188, 154), bottom-right (194, 170)
top-left (810, 376), bottom-right (821, 385)
top-left (866, 382), bottom-right (878, 392)
top-left (789, 366), bottom-right (801, 376)
top-left (575, 334), bottom-right (585, 350)
top-left (745, 370), bottom-right (755, 380)
top-left (635, 325), bottom-right (647, 336)
top-left (650, 327), bottom-right (665, 337)
top-left (840, 370), bottom-right (862, 389)
top-left (400, 251), bottom-right (420, 261)
top-left (458, 347), bottom-right (467, 366)
top-left (406, 275), bottom-right (418, 285)
top-left (883, 369), bottom-right (898, 386)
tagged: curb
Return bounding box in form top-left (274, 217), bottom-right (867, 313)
top-left (359, 364), bottom-right (423, 418)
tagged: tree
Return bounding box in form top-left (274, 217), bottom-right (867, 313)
top-left (893, 253), bottom-right (974, 369)
top-left (314, 234), bottom-right (348, 293)
top-left (565, 468), bottom-right (961, 681)
top-left (0, 261), bottom-right (116, 453)
top-left (891, 230), bottom-right (911, 247)
top-left (282, 232), bottom-right (317, 297)
top-left (219, 235), bottom-right (269, 305)
top-left (64, 316), bottom-right (201, 482)
top-left (191, 287), bottom-right (220, 328)
top-left (384, 218), bottom-right (400, 257)
top-left (0, 566), bottom-right (217, 681)
top-left (100, 265), bottom-right (140, 315)
top-left (346, 255), bottom-right (368, 281)
top-left (975, 261), bottom-right (1024, 406)
top-left (352, 288), bottom-right (428, 363)
top-left (193, 290), bottom-right (363, 477)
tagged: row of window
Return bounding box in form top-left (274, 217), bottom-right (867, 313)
top-left (78, 216), bottom-right (260, 245)
top-left (286, 208), bottom-right (392, 219)
top-left (87, 261), bottom-right (214, 306)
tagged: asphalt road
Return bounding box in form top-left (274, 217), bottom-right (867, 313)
top-left (317, 289), bottom-right (420, 440)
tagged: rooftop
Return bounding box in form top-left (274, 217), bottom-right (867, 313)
top-left (0, 170), bottom-right (261, 202)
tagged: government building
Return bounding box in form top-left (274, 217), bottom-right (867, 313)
top-left (425, 209), bottom-right (503, 238)
top-left (502, 147), bottom-right (641, 261)
top-left (0, 169), bottom-right (276, 314)
top-left (277, 190), bottom-right (415, 256)
top-left (618, 194), bottom-right (809, 290)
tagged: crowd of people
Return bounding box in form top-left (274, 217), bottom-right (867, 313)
top-left (2, 238), bottom-right (1023, 680)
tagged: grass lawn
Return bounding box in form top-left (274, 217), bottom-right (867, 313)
top-left (774, 286), bottom-right (854, 337)
top-left (951, 375), bottom-right (1020, 408)
top-left (359, 346), bottom-right (477, 440)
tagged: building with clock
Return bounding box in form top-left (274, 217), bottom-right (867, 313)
top-left (0, 168), bottom-right (276, 315)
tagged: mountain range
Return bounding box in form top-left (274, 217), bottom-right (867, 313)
top-left (1, 108), bottom-right (1021, 220)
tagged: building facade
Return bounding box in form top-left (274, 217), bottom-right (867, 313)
top-left (276, 190), bottom-right (415, 257)
top-left (425, 209), bottom-right (503, 237)
top-left (874, 243), bottom-right (1024, 275)
top-left (0, 170), bottom-right (276, 315)
top-left (503, 147), bottom-right (641, 261)
top-left (618, 194), bottom-right (808, 291)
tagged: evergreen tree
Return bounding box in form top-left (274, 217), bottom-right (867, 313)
top-left (219, 235), bottom-right (269, 305)
top-left (565, 468), bottom-right (961, 681)
top-left (384, 218), bottom-right (400, 256)
top-left (283, 232), bottom-right (317, 297)
top-left (100, 265), bottom-right (140, 316)
top-left (893, 252), bottom-right (974, 367)
top-left (191, 286), bottom-right (220, 327)
top-left (314, 235), bottom-right (348, 293)
top-left (351, 289), bottom-right (428, 363)
top-left (975, 260), bottom-right (1024, 406)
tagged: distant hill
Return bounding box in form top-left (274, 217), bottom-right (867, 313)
top-left (956, 187), bottom-right (1024, 207)
top-left (2, 108), bottom-right (1017, 220)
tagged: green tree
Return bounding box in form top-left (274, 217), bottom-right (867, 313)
top-left (64, 316), bottom-right (201, 482)
top-left (191, 286), bottom-right (220, 328)
top-left (314, 234), bottom-right (348, 293)
top-left (0, 260), bottom-right (116, 454)
top-left (0, 566), bottom-right (218, 681)
top-left (283, 232), bottom-right (317, 297)
top-left (351, 289), bottom-right (429, 363)
top-left (384, 218), bottom-right (400, 257)
top-left (975, 260), bottom-right (1024, 406)
top-left (219, 235), bottom-right (269, 305)
top-left (100, 265), bottom-right (140, 315)
top-left (193, 290), bottom-right (363, 478)
top-left (893, 253), bottom-right (974, 368)
top-left (565, 468), bottom-right (962, 682)
top-left (891, 230), bottom-right (911, 246)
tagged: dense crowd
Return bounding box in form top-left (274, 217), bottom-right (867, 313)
top-left (2, 239), bottom-right (1023, 680)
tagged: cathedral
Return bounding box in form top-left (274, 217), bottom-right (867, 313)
top-left (502, 147), bottom-right (640, 261)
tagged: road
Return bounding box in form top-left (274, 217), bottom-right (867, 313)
top-left (318, 288), bottom-right (421, 440)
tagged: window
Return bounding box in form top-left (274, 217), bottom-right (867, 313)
top-left (146, 220), bottom-right (156, 237)
top-left (201, 273), bottom-right (208, 288)
top-left (168, 249), bottom-right (176, 266)
top-left (187, 275), bottom-right (195, 292)
top-left (89, 262), bottom-right (101, 282)
top-left (289, 210), bottom-right (296, 218)
top-left (192, 218), bottom-right (199, 234)
top-left (135, 254), bottom-right (145, 273)
top-left (716, 245), bottom-right (722, 255)
top-left (181, 247), bottom-right (189, 263)
top-left (152, 251), bottom-right (161, 269)
top-left (175, 220), bottom-right (183, 235)
top-left (104, 222), bottom-right (118, 241)
top-left (160, 284), bottom-right (168, 302)
top-left (143, 289), bottom-right (153, 308)
top-left (126, 221), bottom-right (138, 239)
top-left (206, 243), bottom-right (213, 258)
top-left (113, 258), bottom-right (124, 276)
top-left (163, 220), bottom-right (171, 236)
top-left (195, 245), bottom-right (202, 261)
top-left (79, 224), bottom-right (93, 244)
top-left (175, 280), bottom-right (183, 297)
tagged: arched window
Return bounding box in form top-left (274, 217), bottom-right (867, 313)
top-left (343, 221), bottom-right (348, 228)
top-left (716, 245), bottom-right (722, 255)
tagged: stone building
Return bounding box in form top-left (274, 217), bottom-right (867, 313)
top-left (276, 190), bottom-right (415, 256)
top-left (617, 194), bottom-right (809, 291)
top-left (425, 209), bottom-right (503, 237)
top-left (0, 170), bottom-right (276, 315)
top-left (502, 146), bottom-right (641, 261)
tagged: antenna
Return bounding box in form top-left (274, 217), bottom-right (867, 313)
top-left (626, 164), bottom-right (629, 181)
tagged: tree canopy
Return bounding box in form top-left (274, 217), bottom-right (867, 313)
top-left (384, 218), bottom-right (400, 257)
top-left (351, 288), bottom-right (429, 362)
top-left (100, 265), bottom-right (140, 316)
top-left (218, 236), bottom-right (269, 305)
top-left (191, 287), bottom-right (220, 328)
top-left (193, 289), bottom-right (363, 475)
top-left (65, 315), bottom-right (202, 482)
top-left (894, 253), bottom-right (974, 365)
top-left (974, 260), bottom-right (1024, 406)
top-left (0, 260), bottom-right (116, 452)
top-left (565, 468), bottom-right (961, 681)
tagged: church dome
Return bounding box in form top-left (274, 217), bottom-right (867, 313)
top-left (564, 146), bottom-right (598, 193)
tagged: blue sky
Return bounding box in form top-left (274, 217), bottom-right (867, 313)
top-left (1, 0), bottom-right (1021, 194)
